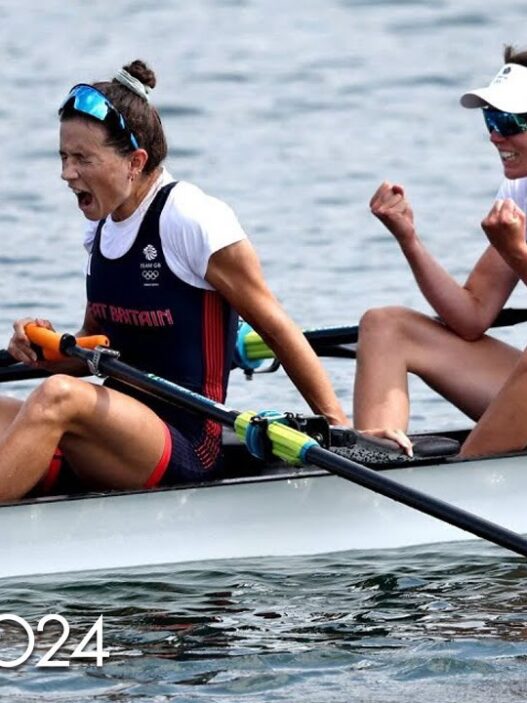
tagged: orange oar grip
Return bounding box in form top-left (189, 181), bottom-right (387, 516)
top-left (75, 335), bottom-right (110, 350)
top-left (25, 324), bottom-right (62, 358)
top-left (25, 324), bottom-right (110, 361)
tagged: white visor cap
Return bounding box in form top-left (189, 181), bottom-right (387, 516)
top-left (461, 63), bottom-right (527, 113)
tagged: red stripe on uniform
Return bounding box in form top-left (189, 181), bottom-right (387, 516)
top-left (197, 292), bottom-right (225, 468)
top-left (144, 423), bottom-right (173, 488)
top-left (202, 291), bottom-right (225, 402)
top-left (39, 449), bottom-right (64, 494)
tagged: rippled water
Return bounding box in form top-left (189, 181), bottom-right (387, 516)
top-left (1, 0), bottom-right (527, 700)
top-left (2, 545), bottom-right (527, 701)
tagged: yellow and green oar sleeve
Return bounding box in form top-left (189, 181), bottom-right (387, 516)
top-left (234, 410), bottom-right (318, 465)
top-left (234, 322), bottom-right (274, 371)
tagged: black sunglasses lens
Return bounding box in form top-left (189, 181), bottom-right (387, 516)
top-left (484, 110), bottom-right (527, 137)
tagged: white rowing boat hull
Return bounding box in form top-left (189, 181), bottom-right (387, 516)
top-left (1, 450), bottom-right (526, 580)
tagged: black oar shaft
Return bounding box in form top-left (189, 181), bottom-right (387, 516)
top-left (304, 326), bottom-right (358, 346)
top-left (306, 445), bottom-right (527, 558)
top-left (492, 307), bottom-right (527, 328)
top-left (70, 345), bottom-right (240, 427)
top-left (0, 365), bottom-right (50, 382)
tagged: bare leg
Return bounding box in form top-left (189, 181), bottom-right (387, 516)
top-left (0, 375), bottom-right (169, 502)
top-left (0, 396), bottom-right (24, 428)
top-left (353, 306), bottom-right (521, 430)
top-left (460, 349), bottom-right (527, 457)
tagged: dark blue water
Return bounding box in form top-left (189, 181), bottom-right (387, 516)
top-left (1, 0), bottom-right (527, 699)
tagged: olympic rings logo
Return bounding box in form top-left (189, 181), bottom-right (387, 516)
top-left (142, 270), bottom-right (160, 281)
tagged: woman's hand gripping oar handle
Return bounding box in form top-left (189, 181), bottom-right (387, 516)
top-left (24, 323), bottom-right (110, 361)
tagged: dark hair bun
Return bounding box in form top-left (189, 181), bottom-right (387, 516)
top-left (123, 59), bottom-right (156, 90)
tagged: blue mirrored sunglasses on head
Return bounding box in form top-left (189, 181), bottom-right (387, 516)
top-left (483, 107), bottom-right (527, 137)
top-left (59, 84), bottom-right (139, 150)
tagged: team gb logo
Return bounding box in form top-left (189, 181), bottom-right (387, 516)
top-left (143, 244), bottom-right (158, 261)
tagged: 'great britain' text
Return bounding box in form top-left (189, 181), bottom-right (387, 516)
top-left (88, 303), bottom-right (174, 327)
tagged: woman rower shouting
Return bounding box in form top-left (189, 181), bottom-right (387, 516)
top-left (355, 45), bottom-right (527, 458)
top-left (1, 59), bottom-right (348, 501)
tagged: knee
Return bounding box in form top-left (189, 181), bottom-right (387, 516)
top-left (358, 306), bottom-right (415, 341)
top-left (23, 374), bottom-right (80, 425)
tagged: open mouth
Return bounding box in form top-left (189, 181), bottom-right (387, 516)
top-left (73, 189), bottom-right (94, 209)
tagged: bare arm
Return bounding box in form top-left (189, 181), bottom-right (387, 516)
top-left (403, 240), bottom-right (518, 339)
top-left (206, 239), bottom-right (349, 425)
top-left (370, 182), bottom-right (519, 340)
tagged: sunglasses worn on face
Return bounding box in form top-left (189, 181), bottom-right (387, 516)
top-left (59, 84), bottom-right (139, 150)
top-left (483, 108), bottom-right (527, 138)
